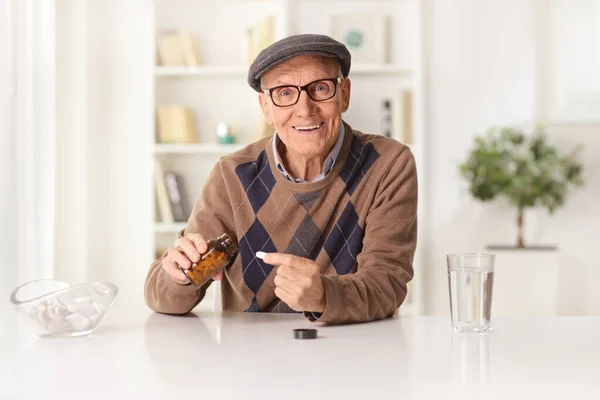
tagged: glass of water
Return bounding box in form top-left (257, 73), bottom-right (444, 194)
top-left (447, 253), bottom-right (495, 332)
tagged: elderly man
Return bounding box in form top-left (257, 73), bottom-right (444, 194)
top-left (144, 34), bottom-right (418, 324)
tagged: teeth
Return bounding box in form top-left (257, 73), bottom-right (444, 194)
top-left (295, 124), bottom-right (321, 131)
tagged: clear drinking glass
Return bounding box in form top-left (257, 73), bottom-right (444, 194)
top-left (447, 253), bottom-right (495, 332)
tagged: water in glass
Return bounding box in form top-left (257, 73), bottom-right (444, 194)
top-left (448, 267), bottom-right (494, 332)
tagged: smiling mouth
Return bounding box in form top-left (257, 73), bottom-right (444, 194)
top-left (293, 122), bottom-right (324, 133)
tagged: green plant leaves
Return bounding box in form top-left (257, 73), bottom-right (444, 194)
top-left (458, 124), bottom-right (584, 214)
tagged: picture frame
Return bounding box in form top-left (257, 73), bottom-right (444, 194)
top-left (330, 12), bottom-right (389, 65)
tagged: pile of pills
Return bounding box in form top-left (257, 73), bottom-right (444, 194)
top-left (27, 296), bottom-right (104, 334)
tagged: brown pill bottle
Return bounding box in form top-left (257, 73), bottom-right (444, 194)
top-left (179, 233), bottom-right (239, 288)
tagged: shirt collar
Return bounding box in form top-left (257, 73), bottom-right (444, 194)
top-left (272, 124), bottom-right (345, 183)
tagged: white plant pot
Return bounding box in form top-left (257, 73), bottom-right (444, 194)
top-left (485, 246), bottom-right (559, 316)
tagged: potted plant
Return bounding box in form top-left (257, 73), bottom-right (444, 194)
top-left (458, 124), bottom-right (584, 248)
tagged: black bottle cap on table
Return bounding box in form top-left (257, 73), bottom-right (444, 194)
top-left (293, 328), bottom-right (318, 339)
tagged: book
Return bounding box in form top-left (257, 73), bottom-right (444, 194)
top-left (243, 15), bottom-right (276, 65)
top-left (157, 31), bottom-right (185, 66)
top-left (242, 29), bottom-right (253, 65)
top-left (157, 31), bottom-right (201, 66)
top-left (392, 90), bottom-right (413, 145)
top-left (164, 172), bottom-right (189, 222)
top-left (179, 31), bottom-right (201, 66)
top-left (155, 105), bottom-right (197, 144)
top-left (154, 159), bottom-right (174, 223)
top-left (156, 106), bottom-right (172, 143)
top-left (257, 15), bottom-right (275, 54)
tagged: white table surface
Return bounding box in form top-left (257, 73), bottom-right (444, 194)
top-left (1, 309), bottom-right (599, 400)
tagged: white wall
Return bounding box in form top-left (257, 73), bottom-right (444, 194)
top-left (423, 0), bottom-right (600, 315)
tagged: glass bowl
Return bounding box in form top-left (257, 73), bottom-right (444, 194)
top-left (10, 279), bottom-right (118, 338)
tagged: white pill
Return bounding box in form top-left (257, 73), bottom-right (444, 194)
top-left (75, 296), bottom-right (93, 304)
top-left (65, 313), bottom-right (90, 331)
top-left (255, 251), bottom-right (266, 259)
top-left (67, 302), bottom-right (97, 317)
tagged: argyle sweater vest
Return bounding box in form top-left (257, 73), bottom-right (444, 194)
top-left (144, 122), bottom-right (418, 324)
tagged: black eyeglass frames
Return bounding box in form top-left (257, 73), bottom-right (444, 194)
top-left (263, 77), bottom-right (343, 107)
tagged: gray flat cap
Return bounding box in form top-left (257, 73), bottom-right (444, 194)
top-left (247, 33), bottom-right (351, 92)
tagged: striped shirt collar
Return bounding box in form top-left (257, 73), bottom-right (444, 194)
top-left (272, 124), bottom-right (345, 183)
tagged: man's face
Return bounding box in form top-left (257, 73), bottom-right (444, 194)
top-left (258, 55), bottom-right (351, 159)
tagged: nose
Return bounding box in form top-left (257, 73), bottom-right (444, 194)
top-left (294, 89), bottom-right (317, 116)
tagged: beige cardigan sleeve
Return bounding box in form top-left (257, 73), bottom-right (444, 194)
top-left (144, 161), bottom-right (236, 314)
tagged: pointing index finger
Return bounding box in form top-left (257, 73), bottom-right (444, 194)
top-left (256, 251), bottom-right (307, 269)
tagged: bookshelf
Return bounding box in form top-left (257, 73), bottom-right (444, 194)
top-left (151, 0), bottom-right (426, 316)
top-left (155, 65), bottom-right (248, 77)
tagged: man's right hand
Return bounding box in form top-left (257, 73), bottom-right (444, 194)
top-left (161, 233), bottom-right (223, 285)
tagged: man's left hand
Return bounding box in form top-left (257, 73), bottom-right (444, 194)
top-left (258, 252), bottom-right (326, 313)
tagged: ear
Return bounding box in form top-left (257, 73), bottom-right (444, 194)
top-left (341, 78), bottom-right (351, 113)
top-left (258, 93), bottom-right (273, 125)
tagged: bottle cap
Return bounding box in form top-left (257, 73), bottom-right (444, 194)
top-left (293, 328), bottom-right (317, 339)
top-left (219, 233), bottom-right (239, 256)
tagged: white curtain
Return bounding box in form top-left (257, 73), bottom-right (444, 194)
top-left (0, 0), bottom-right (56, 304)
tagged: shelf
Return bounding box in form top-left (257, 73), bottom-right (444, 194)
top-left (351, 64), bottom-right (412, 75)
top-left (154, 64), bottom-right (412, 78)
top-left (155, 65), bottom-right (248, 77)
top-left (154, 222), bottom-right (187, 233)
top-left (154, 143), bottom-right (246, 154)
top-left (542, 120), bottom-right (600, 126)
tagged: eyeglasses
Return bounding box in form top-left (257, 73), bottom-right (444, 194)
top-left (263, 77), bottom-right (343, 107)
